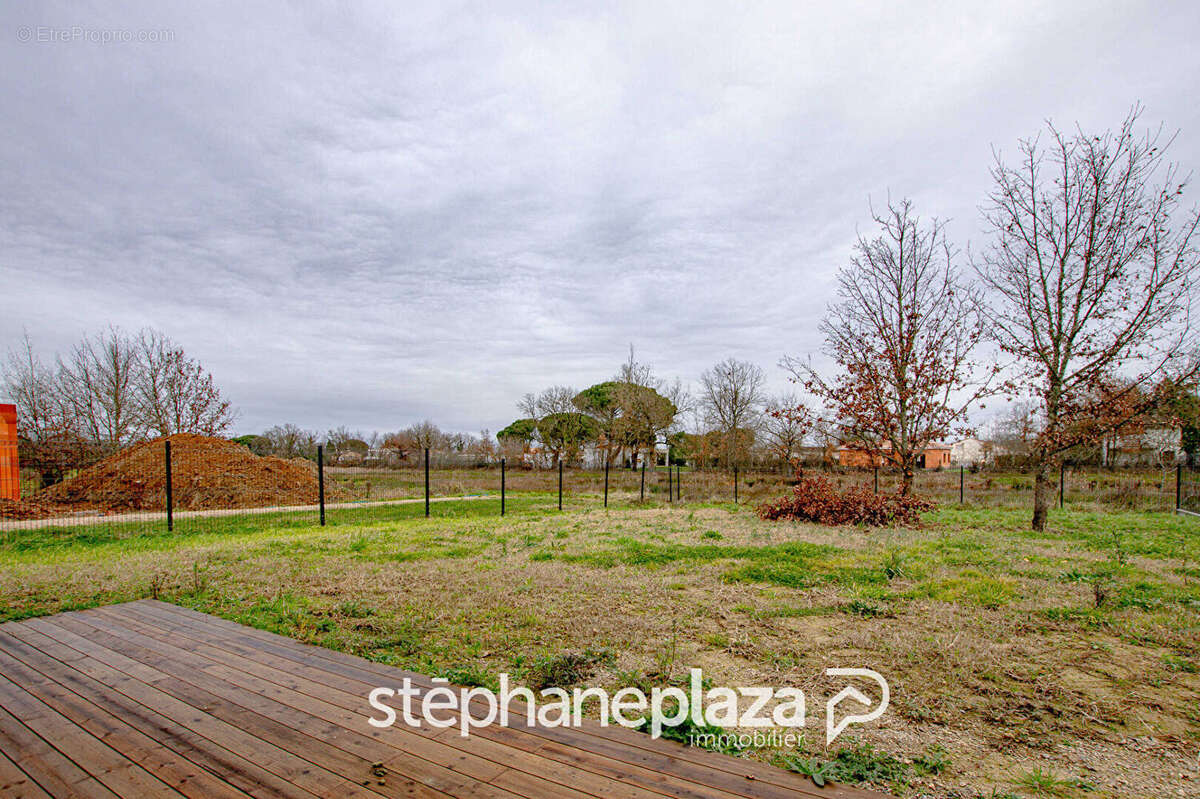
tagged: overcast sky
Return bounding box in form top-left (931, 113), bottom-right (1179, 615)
top-left (4, 1), bottom-right (1199, 436)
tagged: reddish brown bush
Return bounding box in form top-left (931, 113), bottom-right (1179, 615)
top-left (757, 475), bottom-right (934, 527)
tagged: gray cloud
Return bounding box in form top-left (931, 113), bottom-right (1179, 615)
top-left (3, 1), bottom-right (1199, 434)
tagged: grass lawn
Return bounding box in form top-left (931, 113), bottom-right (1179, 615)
top-left (1, 499), bottom-right (1197, 798)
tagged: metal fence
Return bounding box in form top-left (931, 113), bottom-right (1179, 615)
top-left (2, 436), bottom-right (1197, 545)
top-left (1179, 464), bottom-right (1200, 517)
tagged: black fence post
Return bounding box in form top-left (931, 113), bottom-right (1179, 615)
top-left (164, 440), bottom-right (173, 533)
top-left (676, 464), bottom-right (682, 501)
top-left (873, 466), bottom-right (878, 494)
top-left (558, 459), bottom-right (563, 511)
top-left (317, 445), bottom-right (325, 526)
top-left (667, 453), bottom-right (673, 503)
top-left (959, 465), bottom-right (964, 505)
top-left (1059, 461), bottom-right (1066, 509)
top-left (604, 458), bottom-right (609, 508)
top-left (501, 458), bottom-right (506, 516)
top-left (424, 448), bottom-right (430, 518)
top-left (734, 465), bottom-right (739, 504)
top-left (640, 455), bottom-right (645, 501)
top-left (1177, 463), bottom-right (1183, 512)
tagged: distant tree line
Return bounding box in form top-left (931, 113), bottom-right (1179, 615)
top-left (233, 421), bottom-right (499, 468)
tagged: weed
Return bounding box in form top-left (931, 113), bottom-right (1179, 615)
top-left (785, 743), bottom-right (912, 791)
top-left (1012, 767), bottom-right (1085, 796)
top-left (434, 664), bottom-right (496, 689)
top-left (1086, 566), bottom-right (1117, 609)
top-left (635, 697), bottom-right (742, 754)
top-left (882, 549), bottom-right (907, 580)
top-left (912, 744), bottom-right (951, 776)
top-left (148, 571), bottom-right (167, 600)
top-left (522, 648), bottom-right (614, 690)
top-left (335, 600), bottom-right (376, 618)
top-left (783, 755), bottom-right (840, 787)
top-left (189, 559), bottom-right (209, 594)
top-left (842, 599), bottom-right (886, 618)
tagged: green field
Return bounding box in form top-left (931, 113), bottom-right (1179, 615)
top-left (1, 499), bottom-right (1197, 798)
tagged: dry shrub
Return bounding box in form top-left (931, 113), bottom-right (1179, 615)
top-left (756, 474), bottom-right (934, 527)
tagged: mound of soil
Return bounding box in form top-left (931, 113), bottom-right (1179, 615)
top-left (0, 498), bottom-right (63, 520)
top-left (32, 434), bottom-right (331, 513)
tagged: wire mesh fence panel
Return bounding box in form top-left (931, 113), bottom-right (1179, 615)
top-left (1179, 465), bottom-right (1200, 517)
top-left (4, 430), bottom-right (1196, 550)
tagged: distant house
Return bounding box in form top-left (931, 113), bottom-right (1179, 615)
top-left (1101, 426), bottom-right (1184, 466)
top-left (836, 441), bottom-right (952, 469)
top-left (950, 437), bottom-right (993, 466)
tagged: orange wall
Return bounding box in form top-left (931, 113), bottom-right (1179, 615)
top-left (838, 448), bottom-right (881, 468)
top-left (0, 404), bottom-right (17, 501)
top-left (839, 445), bottom-right (952, 470)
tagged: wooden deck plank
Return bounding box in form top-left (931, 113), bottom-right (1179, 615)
top-left (96, 603), bottom-right (748, 799)
top-left (79, 607), bottom-right (657, 799)
top-left (0, 747), bottom-right (53, 799)
top-left (130, 600), bottom-right (874, 799)
top-left (0, 628), bottom-right (314, 799)
top-left (0, 671), bottom-right (183, 798)
top-left (104, 602), bottom-right (829, 799)
top-left (42, 614), bottom-right (554, 799)
top-left (0, 636), bottom-right (251, 799)
top-left (0, 702), bottom-right (122, 799)
top-left (16, 617), bottom-right (445, 799)
top-left (0, 602), bottom-right (886, 799)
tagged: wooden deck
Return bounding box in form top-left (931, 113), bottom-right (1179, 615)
top-left (0, 601), bottom-right (883, 799)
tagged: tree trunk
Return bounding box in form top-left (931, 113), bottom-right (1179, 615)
top-left (1031, 456), bottom-right (1052, 531)
top-left (899, 466), bottom-right (914, 495)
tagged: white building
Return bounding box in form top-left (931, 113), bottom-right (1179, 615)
top-left (950, 437), bottom-right (992, 466)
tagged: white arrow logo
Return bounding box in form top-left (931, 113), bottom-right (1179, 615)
top-left (825, 668), bottom-right (889, 744)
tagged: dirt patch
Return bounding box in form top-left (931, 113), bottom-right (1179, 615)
top-left (15, 434), bottom-right (335, 515)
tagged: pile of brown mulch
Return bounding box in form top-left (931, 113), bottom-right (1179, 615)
top-left (0, 497), bottom-right (76, 520)
top-left (30, 434), bottom-right (336, 514)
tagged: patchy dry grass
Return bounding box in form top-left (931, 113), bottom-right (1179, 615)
top-left (0, 500), bottom-right (1197, 798)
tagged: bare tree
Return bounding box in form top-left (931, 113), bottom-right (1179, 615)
top-left (405, 420), bottom-right (445, 452)
top-left (520, 387), bottom-right (593, 464)
top-left (762, 393), bottom-right (809, 470)
top-left (3, 333), bottom-right (91, 486)
top-left (262, 423), bottom-right (319, 460)
top-left (380, 430), bottom-right (417, 463)
top-left (989, 401), bottom-right (1041, 465)
top-left (975, 107), bottom-right (1200, 530)
top-left (135, 329), bottom-right (235, 437)
top-left (56, 327), bottom-right (142, 449)
top-left (4, 333), bottom-right (62, 444)
top-left (323, 426), bottom-right (368, 464)
top-left (699, 358), bottom-right (765, 468)
top-left (613, 348), bottom-right (678, 467)
top-left (785, 199), bottom-right (992, 494)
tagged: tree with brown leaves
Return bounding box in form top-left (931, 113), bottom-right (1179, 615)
top-left (975, 107), bottom-right (1200, 531)
top-left (786, 198), bottom-right (994, 495)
